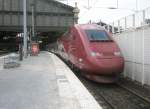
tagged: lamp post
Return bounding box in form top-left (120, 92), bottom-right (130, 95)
top-left (23, 0), bottom-right (27, 58)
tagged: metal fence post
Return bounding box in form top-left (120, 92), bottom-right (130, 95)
top-left (125, 17), bottom-right (127, 30)
top-left (143, 10), bottom-right (146, 26)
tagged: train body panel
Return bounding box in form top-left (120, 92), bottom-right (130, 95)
top-left (55, 24), bottom-right (124, 83)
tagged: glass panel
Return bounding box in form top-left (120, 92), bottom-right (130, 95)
top-left (114, 21), bottom-right (119, 33)
top-left (85, 30), bottom-right (111, 41)
top-left (135, 11), bottom-right (143, 27)
top-left (126, 15), bottom-right (134, 29)
top-left (145, 8), bottom-right (150, 24)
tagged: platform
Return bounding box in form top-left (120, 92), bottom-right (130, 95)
top-left (0, 51), bottom-right (102, 109)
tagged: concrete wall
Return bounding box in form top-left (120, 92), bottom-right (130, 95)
top-left (114, 25), bottom-right (150, 86)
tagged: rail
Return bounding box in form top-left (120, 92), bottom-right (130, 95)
top-left (117, 83), bottom-right (150, 104)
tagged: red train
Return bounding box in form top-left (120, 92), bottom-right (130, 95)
top-left (52, 24), bottom-right (124, 83)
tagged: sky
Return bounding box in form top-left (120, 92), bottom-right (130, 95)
top-left (56, 0), bottom-right (150, 24)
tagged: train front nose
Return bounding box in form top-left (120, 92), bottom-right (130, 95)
top-left (96, 57), bottom-right (124, 74)
top-left (85, 56), bottom-right (124, 75)
top-left (88, 41), bottom-right (124, 74)
top-left (81, 56), bottom-right (124, 83)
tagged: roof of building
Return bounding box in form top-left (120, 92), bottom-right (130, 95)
top-left (47, 0), bottom-right (74, 10)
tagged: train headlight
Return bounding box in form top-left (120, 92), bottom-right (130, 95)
top-left (91, 52), bottom-right (103, 57)
top-left (114, 51), bottom-right (122, 56)
top-left (79, 58), bottom-right (83, 62)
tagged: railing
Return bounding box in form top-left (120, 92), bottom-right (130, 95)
top-left (106, 7), bottom-right (150, 34)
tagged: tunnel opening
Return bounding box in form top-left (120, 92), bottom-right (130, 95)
top-left (0, 31), bottom-right (19, 54)
top-left (0, 30), bottom-right (65, 54)
top-left (37, 31), bottom-right (65, 51)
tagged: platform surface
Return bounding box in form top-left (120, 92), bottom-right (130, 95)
top-left (0, 51), bottom-right (102, 109)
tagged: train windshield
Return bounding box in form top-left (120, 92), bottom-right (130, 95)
top-left (85, 29), bottom-right (112, 41)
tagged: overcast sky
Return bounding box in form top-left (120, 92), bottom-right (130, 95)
top-left (57, 0), bottom-right (150, 24)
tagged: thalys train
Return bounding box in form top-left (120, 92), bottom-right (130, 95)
top-left (50, 24), bottom-right (124, 83)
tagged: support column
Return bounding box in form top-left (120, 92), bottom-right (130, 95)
top-left (2, 0), bottom-right (4, 26)
top-left (23, 0), bottom-right (27, 58)
top-left (31, 4), bottom-right (35, 38)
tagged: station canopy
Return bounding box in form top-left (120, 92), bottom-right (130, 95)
top-left (0, 0), bottom-right (75, 32)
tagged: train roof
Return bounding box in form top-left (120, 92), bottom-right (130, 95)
top-left (75, 24), bottom-right (106, 31)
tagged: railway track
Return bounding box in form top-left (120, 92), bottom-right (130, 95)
top-left (77, 73), bottom-right (150, 109)
top-left (117, 82), bottom-right (150, 104)
top-left (0, 51), bottom-right (10, 56)
top-left (55, 53), bottom-right (150, 109)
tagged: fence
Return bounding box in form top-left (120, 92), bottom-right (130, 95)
top-left (105, 7), bottom-right (150, 34)
top-left (112, 7), bottom-right (150, 86)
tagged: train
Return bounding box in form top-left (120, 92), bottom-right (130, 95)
top-left (50, 24), bottom-right (124, 83)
